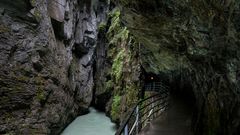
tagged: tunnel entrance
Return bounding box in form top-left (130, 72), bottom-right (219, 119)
top-left (142, 71), bottom-right (196, 104)
top-left (141, 72), bottom-right (168, 98)
top-left (169, 71), bottom-right (196, 107)
top-left (141, 71), bottom-right (196, 134)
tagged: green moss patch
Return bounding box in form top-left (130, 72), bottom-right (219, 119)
top-left (98, 22), bottom-right (107, 32)
top-left (105, 7), bottom-right (141, 123)
top-left (111, 95), bottom-right (121, 121)
top-left (112, 49), bottom-right (125, 81)
top-left (105, 80), bottom-right (114, 92)
top-left (0, 24), bottom-right (10, 33)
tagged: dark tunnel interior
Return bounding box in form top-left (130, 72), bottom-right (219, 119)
top-left (143, 71), bottom-right (197, 133)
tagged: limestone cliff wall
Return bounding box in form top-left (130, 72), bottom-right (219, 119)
top-left (94, 8), bottom-right (142, 123)
top-left (116, 0), bottom-right (240, 134)
top-left (1, 0), bottom-right (239, 134)
top-left (0, 0), bottom-right (108, 134)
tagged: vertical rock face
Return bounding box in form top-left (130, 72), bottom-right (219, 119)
top-left (1, 0), bottom-right (239, 135)
top-left (116, 0), bottom-right (240, 134)
top-left (94, 8), bottom-right (142, 123)
top-left (0, 0), bottom-right (108, 134)
top-left (47, 0), bottom-right (66, 22)
top-left (93, 21), bottom-right (111, 111)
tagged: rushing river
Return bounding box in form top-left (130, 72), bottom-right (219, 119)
top-left (61, 107), bottom-right (116, 135)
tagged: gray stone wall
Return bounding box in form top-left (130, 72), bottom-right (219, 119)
top-left (0, 0), bottom-right (108, 134)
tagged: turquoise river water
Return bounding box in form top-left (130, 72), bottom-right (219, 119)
top-left (61, 107), bottom-right (116, 135)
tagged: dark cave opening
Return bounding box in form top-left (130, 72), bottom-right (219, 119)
top-left (168, 71), bottom-right (197, 134)
top-left (143, 71), bottom-right (196, 104)
top-left (169, 71), bottom-right (196, 107)
top-left (143, 71), bottom-right (197, 133)
top-left (141, 72), bottom-right (169, 98)
top-left (50, 18), bottom-right (64, 39)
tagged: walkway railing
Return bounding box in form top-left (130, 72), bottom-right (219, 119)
top-left (115, 82), bottom-right (170, 135)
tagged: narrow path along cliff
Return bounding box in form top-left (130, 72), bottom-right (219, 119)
top-left (139, 96), bottom-right (193, 135)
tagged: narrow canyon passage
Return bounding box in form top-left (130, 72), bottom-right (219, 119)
top-left (139, 95), bottom-right (194, 135)
top-left (0, 0), bottom-right (239, 134)
top-left (61, 107), bottom-right (116, 135)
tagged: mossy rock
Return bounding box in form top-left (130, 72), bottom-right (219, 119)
top-left (111, 49), bottom-right (125, 81)
top-left (68, 62), bottom-right (76, 78)
top-left (33, 9), bottom-right (41, 22)
top-left (105, 80), bottom-right (114, 92)
top-left (125, 84), bottom-right (138, 106)
top-left (111, 95), bottom-right (121, 121)
top-left (107, 8), bottom-right (121, 39)
top-left (30, 0), bottom-right (36, 6)
top-left (98, 22), bottom-right (107, 32)
top-left (0, 24), bottom-right (10, 33)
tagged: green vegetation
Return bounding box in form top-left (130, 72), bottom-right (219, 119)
top-left (36, 77), bottom-right (45, 102)
top-left (106, 7), bottom-right (141, 123)
top-left (68, 62), bottom-right (76, 78)
top-left (33, 76), bottom-right (46, 103)
top-left (98, 22), bottom-right (107, 32)
top-left (111, 95), bottom-right (121, 121)
top-left (112, 49), bottom-right (125, 81)
top-left (125, 85), bottom-right (138, 106)
top-left (34, 76), bottom-right (44, 85)
top-left (107, 9), bottom-right (121, 39)
top-left (36, 88), bottom-right (45, 102)
top-left (105, 80), bottom-right (114, 91)
top-left (109, 27), bottom-right (129, 44)
top-left (30, 0), bottom-right (36, 6)
top-left (107, 8), bottom-right (131, 82)
top-left (107, 8), bottom-right (129, 45)
top-left (0, 25), bottom-right (10, 33)
top-left (33, 9), bottom-right (41, 21)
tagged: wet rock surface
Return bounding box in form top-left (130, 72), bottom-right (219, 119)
top-left (1, 0), bottom-right (240, 135)
top-left (116, 0), bottom-right (240, 134)
top-left (93, 8), bottom-right (142, 123)
top-left (0, 0), bottom-right (108, 134)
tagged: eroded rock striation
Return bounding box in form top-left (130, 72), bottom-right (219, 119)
top-left (0, 0), bottom-right (108, 134)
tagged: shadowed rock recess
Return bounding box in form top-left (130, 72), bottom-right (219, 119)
top-left (0, 0), bottom-right (239, 135)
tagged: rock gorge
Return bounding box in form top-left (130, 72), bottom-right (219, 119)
top-left (0, 0), bottom-right (239, 135)
top-left (0, 0), bottom-right (109, 134)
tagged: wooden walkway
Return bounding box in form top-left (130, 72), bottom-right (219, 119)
top-left (139, 96), bottom-right (193, 135)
